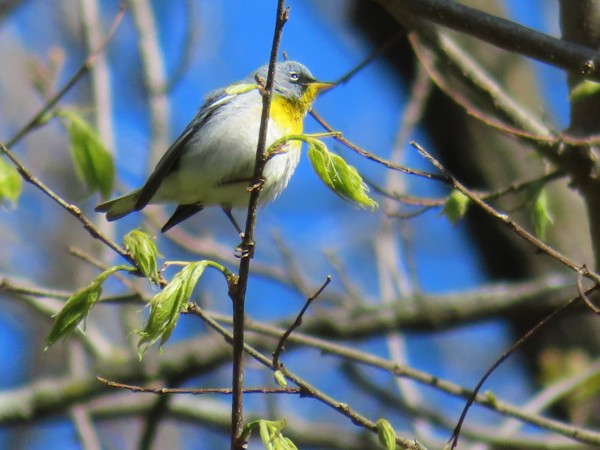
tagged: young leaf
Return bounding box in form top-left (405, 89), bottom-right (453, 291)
top-left (241, 420), bottom-right (261, 442)
top-left (59, 110), bottom-right (115, 198)
top-left (273, 370), bottom-right (287, 387)
top-left (123, 229), bottom-right (161, 283)
top-left (376, 418), bottom-right (397, 450)
top-left (570, 80), bottom-right (600, 101)
top-left (257, 419), bottom-right (297, 450)
top-left (0, 156), bottom-right (22, 206)
top-left (45, 264), bottom-right (133, 350)
top-left (531, 187), bottom-right (553, 240)
top-left (307, 138), bottom-right (377, 209)
top-left (442, 189), bottom-right (470, 225)
top-left (44, 279), bottom-right (102, 350)
top-left (137, 261), bottom-right (208, 357)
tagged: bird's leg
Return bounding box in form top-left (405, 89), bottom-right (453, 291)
top-left (222, 207), bottom-right (244, 239)
top-left (222, 207), bottom-right (256, 258)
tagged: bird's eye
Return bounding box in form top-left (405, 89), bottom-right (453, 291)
top-left (289, 71), bottom-right (300, 82)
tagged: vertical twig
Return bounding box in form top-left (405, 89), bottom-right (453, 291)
top-left (229, 1), bottom-right (288, 449)
top-left (272, 276), bottom-right (331, 368)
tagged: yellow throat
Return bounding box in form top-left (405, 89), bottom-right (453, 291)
top-left (270, 82), bottom-right (332, 134)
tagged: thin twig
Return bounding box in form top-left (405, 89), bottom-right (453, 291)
top-left (0, 142), bottom-right (132, 261)
top-left (229, 2), bottom-right (288, 449)
top-left (189, 304), bottom-right (426, 450)
top-left (310, 109), bottom-right (443, 181)
top-left (411, 140), bottom-right (600, 285)
top-left (204, 304), bottom-right (600, 447)
top-left (447, 292), bottom-right (585, 449)
top-left (334, 30), bottom-right (403, 85)
top-left (272, 275), bottom-right (331, 368)
top-left (577, 267), bottom-right (600, 315)
top-left (6, 2), bottom-right (126, 148)
top-left (97, 377), bottom-right (301, 395)
top-left (407, 30), bottom-right (555, 142)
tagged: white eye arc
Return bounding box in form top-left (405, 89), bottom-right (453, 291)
top-left (289, 71), bottom-right (300, 82)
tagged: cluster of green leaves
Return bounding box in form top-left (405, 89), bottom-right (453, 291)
top-left (239, 416), bottom-right (397, 449)
top-left (45, 229), bottom-right (232, 357)
top-left (242, 419), bottom-right (297, 450)
top-left (137, 261), bottom-right (210, 357)
top-left (123, 229), bottom-right (161, 283)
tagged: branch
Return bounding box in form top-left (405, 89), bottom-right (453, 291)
top-left (90, 395), bottom-right (365, 449)
top-left (412, 141), bottom-right (600, 284)
top-left (204, 309), bottom-right (600, 447)
top-left (6, 2), bottom-right (125, 148)
top-left (374, 0), bottom-right (600, 81)
top-left (0, 142), bottom-right (132, 262)
top-left (272, 275), bottom-right (331, 368)
top-left (229, 2), bottom-right (288, 448)
top-left (190, 304), bottom-right (427, 450)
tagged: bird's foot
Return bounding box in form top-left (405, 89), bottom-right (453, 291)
top-left (235, 241), bottom-right (255, 259)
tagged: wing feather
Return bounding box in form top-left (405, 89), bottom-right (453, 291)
top-left (134, 90), bottom-right (240, 210)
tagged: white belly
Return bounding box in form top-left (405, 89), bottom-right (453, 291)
top-left (152, 95), bottom-right (301, 207)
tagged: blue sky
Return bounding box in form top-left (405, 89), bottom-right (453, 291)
top-left (0, 1), bottom-right (567, 448)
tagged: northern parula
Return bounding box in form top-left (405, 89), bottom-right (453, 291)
top-left (96, 61), bottom-right (333, 232)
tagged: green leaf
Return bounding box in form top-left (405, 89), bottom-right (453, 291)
top-left (273, 370), bottom-right (287, 387)
top-left (257, 419), bottom-right (297, 450)
top-left (442, 189), bottom-right (470, 225)
top-left (570, 80), bottom-right (600, 101)
top-left (531, 188), bottom-right (553, 240)
top-left (0, 156), bottom-right (22, 206)
top-left (45, 265), bottom-right (133, 350)
top-left (241, 420), bottom-right (261, 442)
top-left (59, 110), bottom-right (115, 198)
top-left (376, 418), bottom-right (397, 450)
top-left (307, 139), bottom-right (377, 209)
top-left (137, 261), bottom-right (208, 357)
top-left (44, 279), bottom-right (102, 350)
top-left (123, 229), bottom-right (161, 283)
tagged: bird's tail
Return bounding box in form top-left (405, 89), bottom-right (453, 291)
top-left (95, 189), bottom-right (141, 221)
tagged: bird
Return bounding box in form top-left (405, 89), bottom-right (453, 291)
top-left (95, 61), bottom-right (333, 234)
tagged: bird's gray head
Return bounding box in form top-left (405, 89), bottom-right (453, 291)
top-left (250, 61), bottom-right (331, 101)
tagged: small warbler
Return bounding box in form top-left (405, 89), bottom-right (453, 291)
top-left (96, 61), bottom-right (333, 233)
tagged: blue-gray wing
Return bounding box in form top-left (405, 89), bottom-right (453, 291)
top-left (134, 88), bottom-right (237, 210)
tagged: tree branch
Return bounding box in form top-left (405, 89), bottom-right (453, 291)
top-left (374, 0), bottom-right (600, 81)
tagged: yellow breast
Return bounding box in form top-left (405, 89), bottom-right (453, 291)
top-left (270, 95), bottom-right (306, 134)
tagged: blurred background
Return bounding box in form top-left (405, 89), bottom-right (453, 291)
top-left (1, 1), bottom-right (596, 449)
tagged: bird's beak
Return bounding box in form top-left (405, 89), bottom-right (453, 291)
top-left (311, 81), bottom-right (335, 92)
